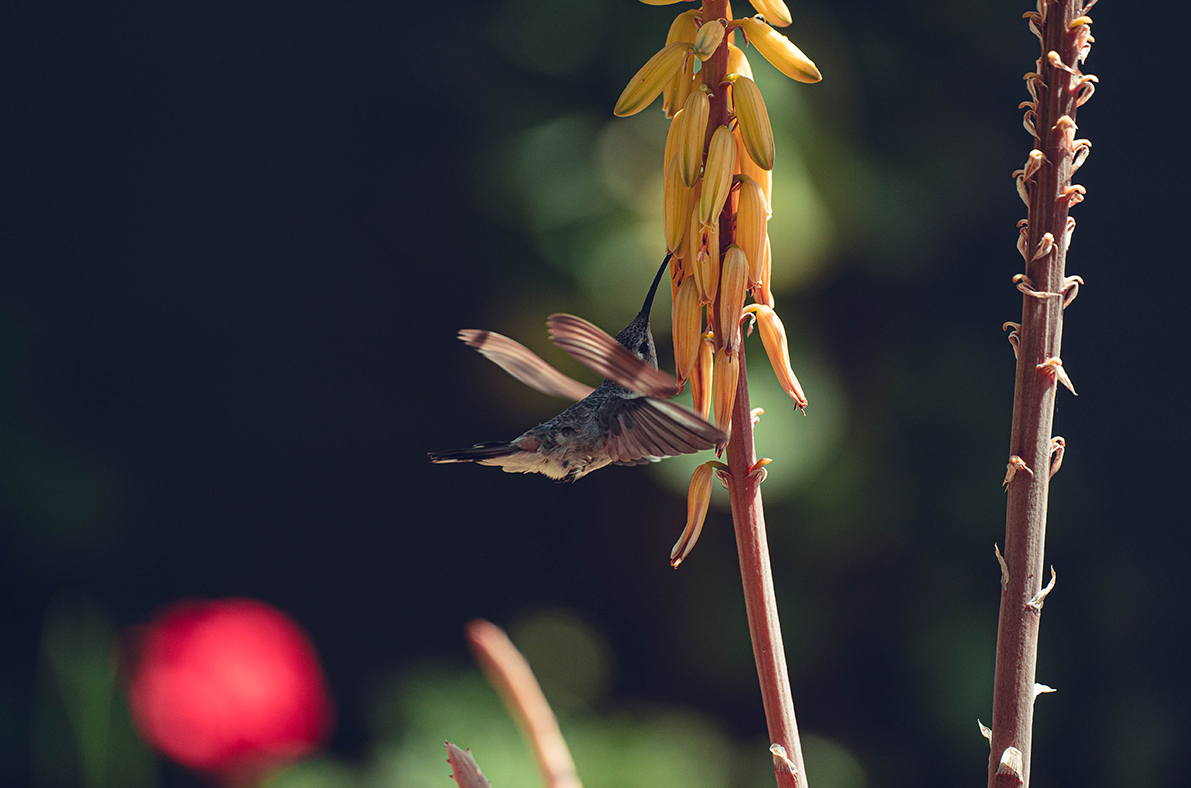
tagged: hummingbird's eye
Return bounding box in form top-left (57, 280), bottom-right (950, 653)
top-left (638, 341), bottom-right (648, 355)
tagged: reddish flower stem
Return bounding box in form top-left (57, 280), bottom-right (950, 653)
top-left (989, 3), bottom-right (1092, 786)
top-left (702, 2), bottom-right (808, 786)
top-left (465, 620), bottom-right (583, 788)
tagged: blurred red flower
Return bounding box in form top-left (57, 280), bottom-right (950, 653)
top-left (125, 598), bottom-right (334, 785)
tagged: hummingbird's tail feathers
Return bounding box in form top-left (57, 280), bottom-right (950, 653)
top-left (547, 314), bottom-right (678, 398)
top-left (639, 253), bottom-right (673, 316)
top-left (457, 329), bottom-right (595, 401)
top-left (428, 441), bottom-right (520, 464)
top-left (605, 397), bottom-right (725, 465)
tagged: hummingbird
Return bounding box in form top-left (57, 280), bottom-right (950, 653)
top-left (429, 255), bottom-right (725, 482)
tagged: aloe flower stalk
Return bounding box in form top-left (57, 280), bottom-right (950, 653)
top-left (987, 2), bottom-right (1097, 786)
top-left (614, 3), bottom-right (821, 786)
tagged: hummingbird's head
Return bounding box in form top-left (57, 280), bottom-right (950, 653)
top-left (613, 254), bottom-right (671, 370)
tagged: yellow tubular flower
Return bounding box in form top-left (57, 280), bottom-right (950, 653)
top-left (713, 346), bottom-right (740, 433)
top-left (726, 43), bottom-right (754, 79)
top-left (689, 205), bottom-right (719, 304)
top-left (691, 334), bottom-right (714, 419)
top-left (615, 42), bottom-right (693, 117)
top-left (664, 157), bottom-right (694, 252)
top-left (672, 275), bottom-right (703, 381)
top-left (678, 89), bottom-right (710, 187)
top-left (666, 9), bottom-right (701, 43)
top-left (664, 108), bottom-right (684, 172)
top-left (735, 175), bottom-right (767, 286)
top-left (737, 17), bottom-right (821, 83)
top-left (698, 126), bottom-right (736, 227)
top-left (662, 52), bottom-right (697, 118)
top-left (756, 234), bottom-right (774, 306)
top-left (693, 19), bottom-right (726, 61)
top-left (745, 304), bottom-right (807, 409)
top-left (720, 245), bottom-right (749, 355)
top-left (671, 462), bottom-right (716, 567)
top-left (735, 126), bottom-right (773, 214)
top-left (732, 76), bottom-right (775, 170)
top-left (749, 0), bottom-right (793, 27)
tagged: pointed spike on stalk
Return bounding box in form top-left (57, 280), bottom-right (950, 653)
top-left (1037, 357), bottom-right (1077, 395)
top-left (978, 720), bottom-right (992, 743)
top-left (995, 544), bottom-right (1009, 588)
top-left (996, 747), bottom-right (1024, 784)
top-left (732, 77), bottom-right (775, 170)
top-left (1027, 566), bottom-right (1057, 612)
top-left (769, 744), bottom-right (798, 777)
top-left (615, 42), bottom-right (692, 117)
top-left (1033, 683), bottom-right (1057, 698)
top-left (671, 461), bottom-right (718, 567)
top-left (737, 17), bottom-right (821, 83)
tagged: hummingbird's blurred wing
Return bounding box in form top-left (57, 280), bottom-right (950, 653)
top-left (604, 397), bottom-right (725, 465)
top-left (546, 314), bottom-right (678, 399)
top-left (458, 329), bottom-right (595, 401)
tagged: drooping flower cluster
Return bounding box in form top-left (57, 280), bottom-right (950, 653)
top-left (613, 0), bottom-right (819, 565)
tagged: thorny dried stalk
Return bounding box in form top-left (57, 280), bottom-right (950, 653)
top-left (617, 2), bottom-right (819, 786)
top-left (988, 2), bottom-right (1096, 786)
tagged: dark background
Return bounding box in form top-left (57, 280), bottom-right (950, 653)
top-left (3, 2), bottom-right (1187, 787)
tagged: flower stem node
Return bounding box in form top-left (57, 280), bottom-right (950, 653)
top-left (1013, 273), bottom-right (1061, 300)
top-left (732, 77), bottom-right (775, 170)
top-left (1048, 436), bottom-right (1065, 478)
top-left (1027, 566), bottom-right (1057, 612)
top-left (995, 544), bottom-right (1009, 588)
top-left (748, 458), bottom-right (772, 484)
top-left (737, 17), bottom-right (821, 83)
top-left (750, 407), bottom-right (764, 426)
top-left (1037, 357), bottom-right (1076, 395)
top-left (769, 744), bottom-right (798, 777)
top-left (615, 42), bottom-right (693, 117)
top-left (1003, 455), bottom-right (1033, 489)
top-left (996, 747), bottom-right (1025, 785)
top-left (1061, 275), bottom-right (1083, 308)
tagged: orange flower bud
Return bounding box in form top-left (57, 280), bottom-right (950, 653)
top-left (735, 125), bottom-right (773, 215)
top-left (727, 43), bottom-right (753, 80)
top-left (679, 89), bottom-right (711, 186)
top-left (745, 304), bottom-right (807, 409)
top-left (735, 175), bottom-right (767, 287)
top-left (672, 275), bottom-right (703, 381)
top-left (664, 156), bottom-right (694, 252)
top-left (738, 16), bottom-right (821, 83)
top-left (693, 19), bottom-right (726, 61)
top-left (749, 0), bottom-right (793, 27)
top-left (615, 42), bottom-right (692, 117)
top-left (719, 245), bottom-right (749, 355)
top-left (690, 334), bottom-right (714, 419)
top-left (712, 346), bottom-right (739, 432)
top-left (698, 126), bottom-right (736, 227)
top-left (671, 462), bottom-right (717, 567)
top-left (732, 76), bottom-right (775, 170)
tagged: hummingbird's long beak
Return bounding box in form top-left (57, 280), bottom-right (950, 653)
top-left (639, 252), bottom-right (673, 317)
